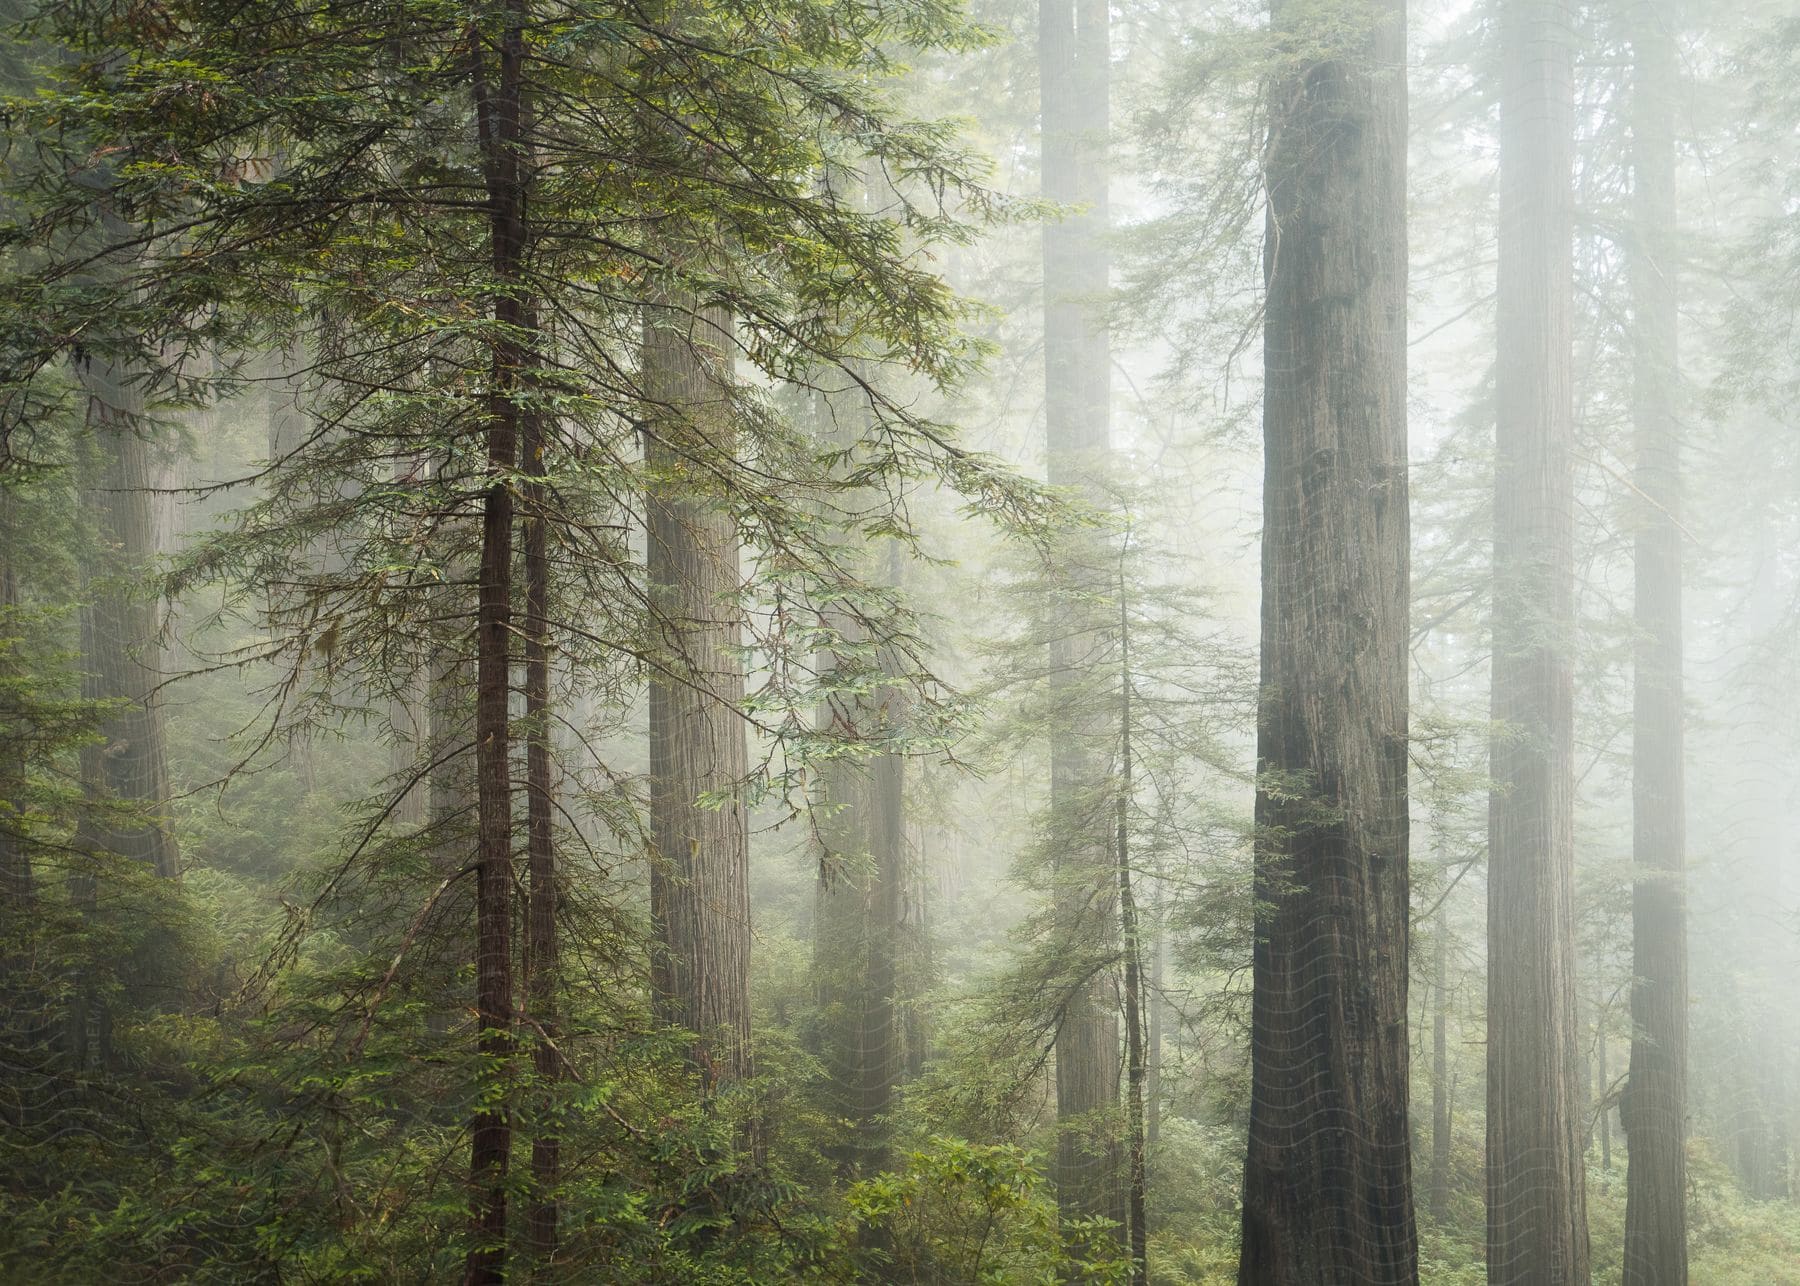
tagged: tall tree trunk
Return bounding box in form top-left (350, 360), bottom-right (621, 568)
top-left (75, 351), bottom-right (180, 881)
top-left (813, 664), bottom-right (907, 1177)
top-left (811, 366), bottom-right (910, 1179)
top-left (0, 485), bottom-right (31, 913)
top-left (644, 296), bottom-right (752, 1092)
top-left (1486, 3), bottom-right (1589, 1282)
top-left (1598, 1024), bottom-right (1612, 1179)
top-left (466, 7), bottom-right (528, 1276)
top-left (1431, 899), bottom-right (1451, 1222)
top-left (1622, 1), bottom-right (1687, 1280)
top-left (523, 398), bottom-right (560, 1261)
top-left (1147, 874), bottom-right (1164, 1155)
top-left (1117, 581), bottom-right (1147, 1286)
top-left (1238, 3), bottom-right (1415, 1281)
top-left (1040, 0), bottom-right (1120, 1226)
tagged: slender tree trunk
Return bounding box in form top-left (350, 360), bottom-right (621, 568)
top-left (1238, 3), bottom-right (1415, 1281)
top-left (1040, 0), bottom-right (1121, 1226)
top-left (644, 296), bottom-right (752, 1092)
top-left (466, 8), bottom-right (529, 1276)
top-left (1599, 1025), bottom-right (1612, 1178)
top-left (0, 485), bottom-right (31, 913)
top-left (522, 398), bottom-right (560, 1262)
top-left (1147, 873), bottom-right (1164, 1155)
top-left (1486, 2), bottom-right (1589, 1282)
top-left (1117, 581), bottom-right (1147, 1286)
top-left (389, 451), bottom-right (431, 828)
top-left (1431, 899), bottom-right (1451, 1222)
top-left (1622, 2), bottom-right (1687, 1280)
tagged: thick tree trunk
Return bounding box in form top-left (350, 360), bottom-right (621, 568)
top-left (75, 352), bottom-right (180, 882)
top-left (1040, 0), bottom-right (1121, 1227)
top-left (1486, 3), bottom-right (1589, 1283)
top-left (466, 8), bottom-right (528, 1276)
top-left (1237, 3), bottom-right (1415, 1281)
top-left (810, 355), bottom-right (911, 1180)
top-left (813, 631), bottom-right (907, 1176)
top-left (812, 725), bottom-right (905, 1172)
top-left (1622, 1), bottom-right (1687, 1281)
top-left (644, 297), bottom-right (752, 1092)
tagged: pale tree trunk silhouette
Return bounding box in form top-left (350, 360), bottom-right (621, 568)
top-left (75, 351), bottom-right (180, 882)
top-left (1486, 1), bottom-right (1589, 1281)
top-left (1622, 0), bottom-right (1687, 1280)
top-left (811, 378), bottom-right (909, 1178)
top-left (1116, 576), bottom-right (1147, 1286)
top-left (1237, 2), bottom-right (1416, 1281)
top-left (1040, 0), bottom-right (1121, 1227)
top-left (1147, 871), bottom-right (1164, 1155)
top-left (1431, 898), bottom-right (1451, 1222)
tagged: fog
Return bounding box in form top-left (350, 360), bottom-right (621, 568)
top-left (1, 0), bottom-right (1795, 1282)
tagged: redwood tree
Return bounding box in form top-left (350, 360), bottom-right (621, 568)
top-left (644, 294), bottom-right (752, 1091)
top-left (1622, 0), bottom-right (1688, 1280)
top-left (1237, 1), bottom-right (1416, 1280)
top-left (1485, 1), bottom-right (1589, 1282)
top-left (1040, 0), bottom-right (1121, 1225)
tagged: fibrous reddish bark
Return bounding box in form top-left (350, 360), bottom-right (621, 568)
top-left (1238, 2), bottom-right (1416, 1281)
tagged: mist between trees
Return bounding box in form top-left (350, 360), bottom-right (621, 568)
top-left (0, 0), bottom-right (1796, 1282)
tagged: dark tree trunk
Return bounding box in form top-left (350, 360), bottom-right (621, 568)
top-left (1040, 0), bottom-right (1121, 1227)
top-left (1431, 900), bottom-right (1451, 1222)
top-left (1622, 1), bottom-right (1687, 1281)
top-left (0, 486), bottom-right (31, 913)
top-left (1237, 3), bottom-right (1415, 1281)
top-left (1486, 3), bottom-right (1589, 1282)
top-left (644, 297), bottom-right (752, 1092)
top-left (466, 7), bottom-right (529, 1277)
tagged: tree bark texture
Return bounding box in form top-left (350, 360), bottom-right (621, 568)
top-left (1238, 3), bottom-right (1415, 1281)
top-left (1622, 1), bottom-right (1687, 1280)
top-left (644, 298), bottom-right (752, 1092)
top-left (1041, 0), bottom-right (1121, 1226)
top-left (1486, 3), bottom-right (1589, 1282)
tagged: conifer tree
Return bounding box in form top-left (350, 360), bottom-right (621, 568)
top-left (1486, 2), bottom-right (1590, 1281)
top-left (1238, 0), bottom-right (1416, 1280)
